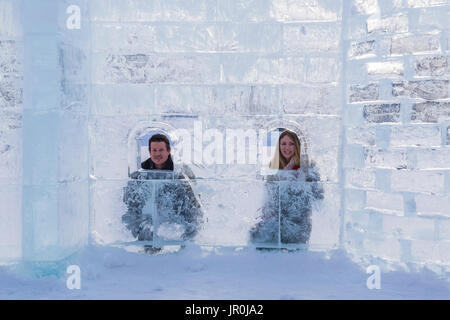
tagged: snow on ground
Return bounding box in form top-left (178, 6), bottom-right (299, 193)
top-left (1, 245), bottom-right (450, 300)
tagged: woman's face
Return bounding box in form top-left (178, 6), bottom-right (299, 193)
top-left (280, 135), bottom-right (295, 161)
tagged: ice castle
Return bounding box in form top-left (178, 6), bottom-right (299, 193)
top-left (1, 0), bottom-right (449, 276)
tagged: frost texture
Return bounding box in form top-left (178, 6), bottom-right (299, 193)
top-left (122, 169), bottom-right (204, 242)
top-left (250, 162), bottom-right (324, 245)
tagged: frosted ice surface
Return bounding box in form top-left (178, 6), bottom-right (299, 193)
top-left (366, 61), bottom-right (404, 76)
top-left (91, 162), bottom-right (331, 249)
top-left (1, 0), bottom-right (449, 277)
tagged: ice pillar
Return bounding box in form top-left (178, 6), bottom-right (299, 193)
top-left (21, 0), bottom-right (89, 264)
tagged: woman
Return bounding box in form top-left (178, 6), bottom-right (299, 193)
top-left (269, 129), bottom-right (301, 170)
top-left (250, 129), bottom-right (323, 247)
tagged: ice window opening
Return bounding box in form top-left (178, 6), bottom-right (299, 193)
top-left (114, 121), bottom-right (324, 252)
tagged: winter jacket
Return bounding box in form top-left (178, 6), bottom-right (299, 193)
top-left (122, 163), bottom-right (203, 243)
top-left (250, 161), bottom-right (324, 245)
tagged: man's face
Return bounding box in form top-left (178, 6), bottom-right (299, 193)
top-left (149, 141), bottom-right (170, 168)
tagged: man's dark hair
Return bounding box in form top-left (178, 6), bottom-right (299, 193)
top-left (149, 134), bottom-right (171, 151)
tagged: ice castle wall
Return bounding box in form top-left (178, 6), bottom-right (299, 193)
top-left (343, 0), bottom-right (450, 273)
top-left (88, 0), bottom-right (343, 249)
top-left (0, 0), bottom-right (449, 271)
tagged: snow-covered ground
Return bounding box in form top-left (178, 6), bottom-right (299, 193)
top-left (1, 245), bottom-right (449, 300)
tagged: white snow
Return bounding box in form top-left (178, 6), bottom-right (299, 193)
top-left (1, 245), bottom-right (449, 300)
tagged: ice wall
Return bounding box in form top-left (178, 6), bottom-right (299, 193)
top-left (89, 0), bottom-right (343, 249)
top-left (0, 0), bottom-right (22, 261)
top-left (343, 0), bottom-right (450, 272)
top-left (1, 0), bottom-right (449, 272)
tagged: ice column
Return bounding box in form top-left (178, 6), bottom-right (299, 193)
top-left (21, 0), bottom-right (90, 262)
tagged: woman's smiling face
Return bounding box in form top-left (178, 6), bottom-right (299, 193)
top-left (280, 135), bottom-right (295, 161)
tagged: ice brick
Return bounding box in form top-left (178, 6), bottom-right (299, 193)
top-left (416, 148), bottom-right (450, 169)
top-left (90, 0), bottom-right (215, 22)
top-left (391, 34), bottom-right (440, 55)
top-left (154, 85), bottom-right (281, 116)
top-left (414, 56), bottom-right (450, 77)
top-left (91, 23), bottom-right (156, 53)
top-left (390, 125), bottom-right (441, 147)
top-left (346, 188), bottom-right (365, 211)
top-left (349, 40), bottom-right (376, 59)
top-left (283, 23), bottom-right (340, 53)
top-left (411, 102), bottom-right (450, 123)
top-left (307, 57), bottom-right (339, 83)
top-left (94, 53), bottom-right (220, 84)
top-left (363, 104), bottom-right (401, 123)
top-left (364, 147), bottom-right (408, 170)
top-left (350, 0), bottom-right (379, 15)
top-left (221, 55), bottom-right (305, 84)
top-left (219, 23), bottom-right (282, 53)
top-left (216, 85), bottom-right (280, 115)
top-left (415, 7), bottom-right (450, 32)
top-left (392, 80), bottom-right (449, 100)
top-left (365, 190), bottom-right (404, 214)
top-left (269, 0), bottom-right (341, 22)
top-left (437, 219), bottom-right (450, 241)
top-left (416, 194), bottom-right (450, 217)
top-left (383, 215), bottom-right (436, 241)
top-left (92, 84), bottom-right (154, 116)
top-left (345, 168), bottom-right (377, 189)
top-left (282, 85), bottom-right (340, 115)
top-left (410, 240), bottom-right (450, 264)
top-left (217, 0), bottom-right (271, 22)
top-left (406, 0), bottom-right (450, 8)
top-left (346, 126), bottom-right (376, 146)
top-left (349, 83), bottom-right (379, 103)
top-left (362, 238), bottom-right (402, 261)
top-left (154, 24), bottom-right (218, 53)
top-left (367, 13), bottom-right (408, 34)
top-left (155, 85), bottom-right (216, 115)
top-left (366, 61), bottom-right (404, 76)
top-left (391, 170), bottom-right (445, 194)
top-left (343, 144), bottom-right (365, 169)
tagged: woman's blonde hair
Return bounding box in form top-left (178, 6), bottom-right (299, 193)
top-left (269, 129), bottom-right (301, 169)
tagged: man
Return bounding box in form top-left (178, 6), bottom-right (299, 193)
top-left (141, 134), bottom-right (174, 170)
top-left (122, 133), bottom-right (203, 254)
